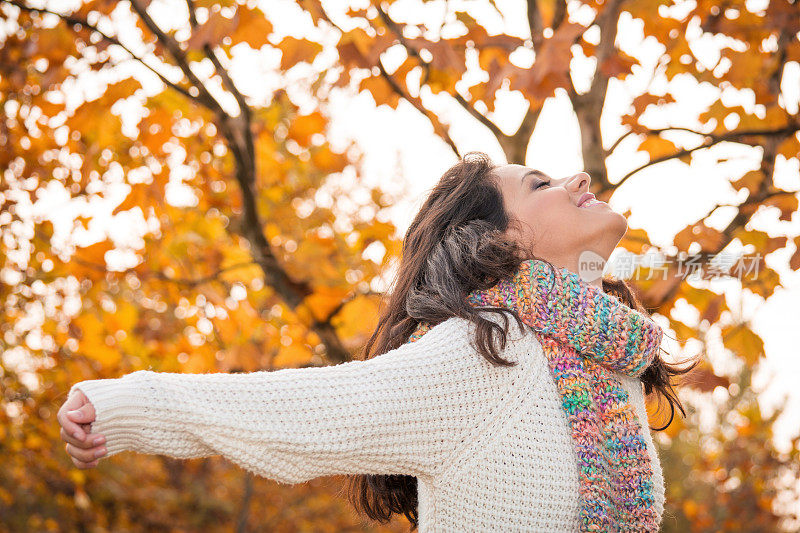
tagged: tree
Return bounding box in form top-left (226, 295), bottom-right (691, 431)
top-left (1, 0), bottom-right (798, 530)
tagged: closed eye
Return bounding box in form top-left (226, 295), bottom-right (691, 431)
top-left (533, 180), bottom-right (551, 190)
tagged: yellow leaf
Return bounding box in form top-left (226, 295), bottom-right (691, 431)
top-left (721, 324), bottom-right (764, 365)
top-left (91, 343), bottom-right (121, 367)
top-left (68, 470), bottom-right (86, 486)
top-left (734, 228), bottom-right (787, 255)
top-left (426, 66), bottom-right (460, 94)
top-left (109, 301), bottom-right (138, 332)
top-left (637, 136), bottom-right (677, 160)
top-left (332, 295), bottom-right (380, 341)
top-left (667, 317), bottom-right (696, 346)
top-left (274, 342), bottom-right (312, 368)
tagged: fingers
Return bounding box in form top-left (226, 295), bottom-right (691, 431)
top-left (59, 388), bottom-right (103, 468)
top-left (60, 426), bottom-right (106, 449)
top-left (63, 389), bottom-right (87, 411)
top-left (70, 455), bottom-right (100, 470)
top-left (66, 401), bottom-right (96, 425)
top-left (58, 393), bottom-right (89, 441)
top-left (65, 442), bottom-right (107, 465)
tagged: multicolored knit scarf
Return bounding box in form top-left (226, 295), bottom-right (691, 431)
top-left (408, 259), bottom-right (664, 532)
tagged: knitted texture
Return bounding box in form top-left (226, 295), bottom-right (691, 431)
top-left (70, 262), bottom-right (666, 532)
top-left (411, 259), bottom-right (664, 532)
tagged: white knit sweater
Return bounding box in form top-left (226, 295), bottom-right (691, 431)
top-left (70, 316), bottom-right (666, 532)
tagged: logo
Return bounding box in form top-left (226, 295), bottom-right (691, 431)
top-left (578, 250), bottom-right (605, 283)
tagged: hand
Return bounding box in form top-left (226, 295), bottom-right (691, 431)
top-left (57, 389), bottom-right (107, 469)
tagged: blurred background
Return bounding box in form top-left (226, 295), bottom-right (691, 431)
top-left (1, 0), bottom-right (799, 531)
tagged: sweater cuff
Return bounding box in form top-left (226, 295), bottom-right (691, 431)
top-left (69, 370), bottom-right (155, 457)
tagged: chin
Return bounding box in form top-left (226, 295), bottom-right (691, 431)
top-left (597, 210), bottom-right (628, 247)
top-left (611, 211), bottom-right (628, 238)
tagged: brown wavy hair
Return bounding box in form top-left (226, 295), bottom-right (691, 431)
top-left (345, 151), bottom-right (699, 530)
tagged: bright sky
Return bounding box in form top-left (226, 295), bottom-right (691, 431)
top-left (12, 0), bottom-right (800, 450)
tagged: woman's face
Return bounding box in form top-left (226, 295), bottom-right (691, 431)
top-left (493, 164), bottom-right (628, 271)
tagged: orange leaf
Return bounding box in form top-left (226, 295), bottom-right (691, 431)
top-left (77, 240), bottom-right (114, 265)
top-left (359, 75), bottom-right (401, 109)
top-left (186, 10), bottom-right (237, 49)
top-left (762, 193), bottom-right (798, 222)
top-left (618, 226), bottom-right (651, 254)
top-left (683, 359), bottom-right (730, 393)
top-left (301, 286), bottom-right (350, 322)
top-left (310, 146), bottom-right (348, 173)
top-left (721, 323), bottom-right (764, 365)
top-left (514, 22), bottom-right (585, 101)
top-left (274, 343), bottom-right (312, 368)
top-left (287, 111), bottom-right (326, 147)
top-left (674, 222), bottom-right (725, 252)
top-left (790, 236), bottom-right (800, 270)
top-left (277, 37), bottom-right (323, 70)
top-left (230, 6), bottom-right (273, 49)
top-left (734, 228), bottom-right (787, 255)
top-left (730, 170), bottom-right (764, 193)
top-left (600, 50), bottom-right (640, 80)
top-left (682, 287), bottom-right (728, 324)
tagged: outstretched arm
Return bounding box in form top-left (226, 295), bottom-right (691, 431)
top-left (65, 317), bottom-right (532, 483)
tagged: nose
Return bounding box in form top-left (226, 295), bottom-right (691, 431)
top-left (565, 172), bottom-right (590, 193)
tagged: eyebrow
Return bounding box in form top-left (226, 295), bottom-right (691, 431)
top-left (520, 169), bottom-right (550, 184)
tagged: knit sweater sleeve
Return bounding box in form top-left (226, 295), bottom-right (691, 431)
top-left (69, 317), bottom-right (530, 484)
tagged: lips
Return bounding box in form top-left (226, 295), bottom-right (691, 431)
top-left (577, 192), bottom-right (596, 208)
top-left (577, 193), bottom-right (606, 209)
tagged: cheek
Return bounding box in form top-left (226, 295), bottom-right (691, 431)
top-left (511, 196), bottom-right (576, 246)
top-left (515, 195), bottom-right (573, 233)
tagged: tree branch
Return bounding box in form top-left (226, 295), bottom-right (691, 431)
top-left (373, 4), bottom-right (505, 145)
top-left (129, 0), bottom-right (224, 114)
top-left (146, 0), bottom-right (349, 362)
top-left (605, 126), bottom-right (708, 157)
top-left (375, 58), bottom-right (461, 157)
top-left (613, 124), bottom-right (800, 188)
top-left (3, 0), bottom-right (197, 102)
top-left (185, 0), bottom-right (255, 174)
top-left (311, 4), bottom-right (462, 156)
top-left (628, 27), bottom-right (795, 312)
top-left (526, 0), bottom-right (544, 49)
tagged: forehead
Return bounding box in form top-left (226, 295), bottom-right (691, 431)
top-left (495, 164), bottom-right (547, 180)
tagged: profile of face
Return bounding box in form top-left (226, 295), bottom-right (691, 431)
top-left (493, 164), bottom-right (628, 277)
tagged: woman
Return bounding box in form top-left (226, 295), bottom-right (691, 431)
top-left (58, 152), bottom-right (695, 531)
